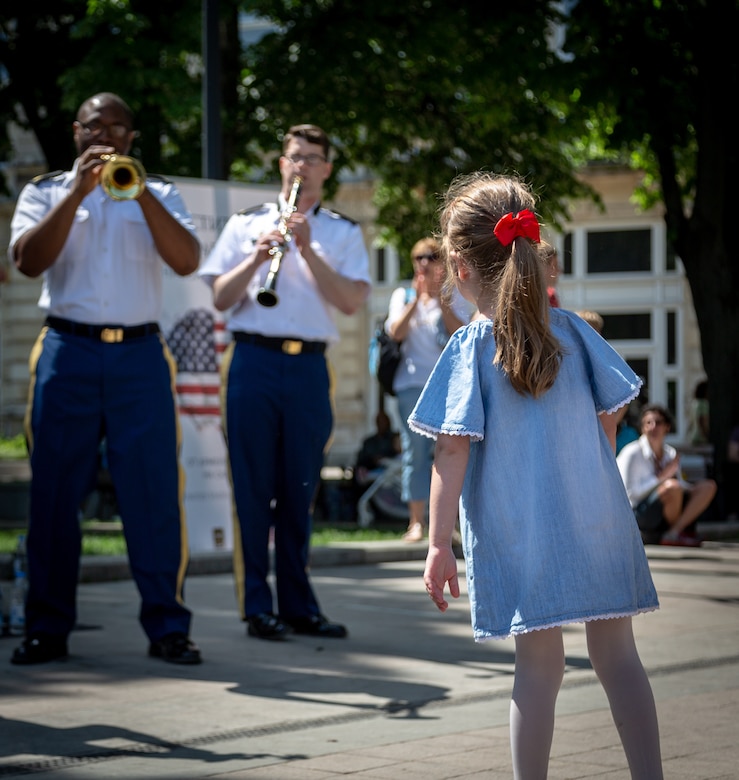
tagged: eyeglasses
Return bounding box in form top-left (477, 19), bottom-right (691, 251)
top-left (284, 154), bottom-right (327, 167)
top-left (77, 121), bottom-right (134, 139)
top-left (413, 253), bottom-right (439, 262)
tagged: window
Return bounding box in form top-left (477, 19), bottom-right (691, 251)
top-left (667, 380), bottom-right (678, 433)
top-left (587, 229), bottom-right (651, 273)
top-left (602, 313), bottom-right (651, 341)
top-left (667, 311), bottom-right (676, 365)
top-left (563, 233), bottom-right (573, 275)
top-left (626, 358), bottom-right (649, 381)
top-left (666, 244), bottom-right (676, 272)
top-left (376, 246), bottom-right (387, 283)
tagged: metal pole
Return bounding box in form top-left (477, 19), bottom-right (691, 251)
top-left (202, 0), bottom-right (222, 179)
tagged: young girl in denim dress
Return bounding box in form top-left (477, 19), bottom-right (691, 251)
top-left (409, 172), bottom-right (663, 779)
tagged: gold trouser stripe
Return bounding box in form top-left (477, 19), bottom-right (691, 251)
top-left (324, 358), bottom-right (336, 454)
top-left (23, 327), bottom-right (49, 455)
top-left (219, 342), bottom-right (246, 617)
top-left (160, 333), bottom-right (189, 605)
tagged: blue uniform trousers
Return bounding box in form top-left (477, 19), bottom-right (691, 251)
top-left (24, 325), bottom-right (192, 642)
top-left (222, 341), bottom-right (333, 621)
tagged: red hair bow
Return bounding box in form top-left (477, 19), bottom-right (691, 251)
top-left (493, 209), bottom-right (541, 246)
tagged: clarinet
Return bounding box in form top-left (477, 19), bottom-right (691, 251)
top-left (256, 176), bottom-right (303, 307)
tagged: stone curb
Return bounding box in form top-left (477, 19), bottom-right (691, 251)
top-left (0, 541), bottom-right (433, 583)
top-left (1, 522), bottom-right (737, 583)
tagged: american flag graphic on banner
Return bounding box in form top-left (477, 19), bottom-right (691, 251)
top-left (166, 308), bottom-right (229, 416)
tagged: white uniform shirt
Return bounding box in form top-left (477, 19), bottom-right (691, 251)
top-left (198, 198), bottom-right (371, 344)
top-left (8, 162), bottom-right (198, 325)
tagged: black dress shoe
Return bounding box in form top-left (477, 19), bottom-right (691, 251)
top-left (285, 615), bottom-right (348, 638)
top-left (11, 636), bottom-right (69, 665)
top-left (247, 613), bottom-right (289, 640)
top-left (148, 632), bottom-right (202, 665)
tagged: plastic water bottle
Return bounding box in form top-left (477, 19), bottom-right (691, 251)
top-left (0, 581), bottom-right (6, 636)
top-left (9, 570), bottom-right (27, 636)
top-left (13, 534), bottom-right (27, 578)
top-left (8, 534), bottom-right (28, 636)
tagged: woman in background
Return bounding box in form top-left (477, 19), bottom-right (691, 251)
top-left (385, 237), bottom-right (471, 542)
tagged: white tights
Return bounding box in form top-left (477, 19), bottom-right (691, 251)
top-left (509, 618), bottom-right (663, 779)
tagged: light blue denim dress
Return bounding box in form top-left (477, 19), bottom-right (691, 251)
top-left (408, 309), bottom-right (659, 641)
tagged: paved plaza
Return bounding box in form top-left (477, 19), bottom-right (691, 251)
top-left (1, 538), bottom-right (738, 779)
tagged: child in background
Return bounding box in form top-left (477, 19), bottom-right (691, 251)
top-left (540, 240), bottom-right (561, 306)
top-left (575, 308), bottom-right (604, 335)
top-left (409, 172), bottom-right (663, 779)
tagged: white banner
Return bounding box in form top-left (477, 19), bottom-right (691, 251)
top-left (161, 178), bottom-right (273, 553)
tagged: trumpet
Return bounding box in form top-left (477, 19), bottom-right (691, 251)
top-left (100, 154), bottom-right (146, 200)
top-left (257, 175), bottom-right (303, 308)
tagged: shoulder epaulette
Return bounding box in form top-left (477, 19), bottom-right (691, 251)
top-left (238, 203), bottom-right (272, 216)
top-left (320, 206), bottom-right (358, 225)
top-left (147, 173), bottom-right (172, 184)
top-left (30, 171), bottom-right (64, 184)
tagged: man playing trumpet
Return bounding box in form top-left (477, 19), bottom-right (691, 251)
top-left (8, 92), bottom-right (202, 666)
top-left (199, 124), bottom-right (371, 641)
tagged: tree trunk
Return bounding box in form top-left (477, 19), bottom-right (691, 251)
top-left (681, 237), bottom-right (739, 513)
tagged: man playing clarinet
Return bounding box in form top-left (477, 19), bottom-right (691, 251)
top-left (198, 124), bottom-right (371, 641)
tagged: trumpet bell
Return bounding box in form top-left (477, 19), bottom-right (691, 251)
top-left (100, 154), bottom-right (146, 200)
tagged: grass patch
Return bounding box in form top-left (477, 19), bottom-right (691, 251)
top-left (312, 524), bottom-right (402, 545)
top-left (0, 435), bottom-right (27, 459)
top-left (0, 527), bottom-right (129, 556)
top-left (79, 533), bottom-right (130, 556)
top-left (0, 521), bottom-right (404, 556)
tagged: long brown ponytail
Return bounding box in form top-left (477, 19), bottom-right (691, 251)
top-left (440, 172), bottom-right (562, 397)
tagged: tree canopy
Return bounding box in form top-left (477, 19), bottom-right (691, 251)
top-left (237, 0), bottom-right (594, 255)
top-left (0, 0), bottom-right (204, 175)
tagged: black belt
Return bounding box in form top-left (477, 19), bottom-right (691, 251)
top-left (45, 316), bottom-right (160, 343)
top-left (232, 331), bottom-right (326, 355)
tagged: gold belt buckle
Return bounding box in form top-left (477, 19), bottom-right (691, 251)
top-left (282, 339), bottom-right (302, 355)
top-left (100, 328), bottom-right (124, 343)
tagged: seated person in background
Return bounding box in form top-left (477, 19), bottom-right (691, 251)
top-left (617, 404), bottom-right (717, 547)
top-left (539, 241), bottom-right (561, 307)
top-left (353, 410), bottom-right (401, 486)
